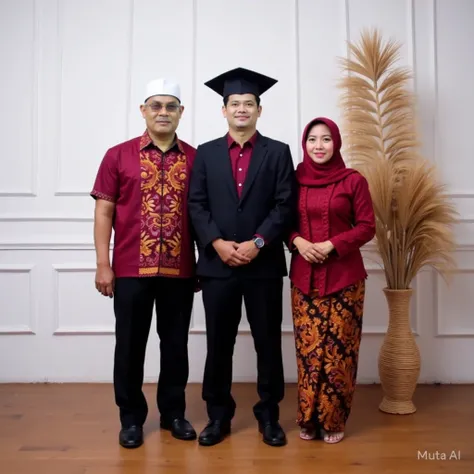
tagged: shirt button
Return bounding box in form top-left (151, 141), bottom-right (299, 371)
top-left (239, 153), bottom-right (243, 157)
top-left (238, 183), bottom-right (242, 187)
top-left (238, 168), bottom-right (242, 171)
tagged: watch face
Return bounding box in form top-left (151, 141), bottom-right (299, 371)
top-left (254, 237), bottom-right (264, 248)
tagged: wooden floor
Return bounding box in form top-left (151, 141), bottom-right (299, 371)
top-left (1, 383), bottom-right (473, 474)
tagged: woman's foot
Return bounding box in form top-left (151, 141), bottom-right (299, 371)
top-left (299, 424), bottom-right (317, 440)
top-left (323, 431), bottom-right (344, 444)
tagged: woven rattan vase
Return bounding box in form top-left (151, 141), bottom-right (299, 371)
top-left (378, 288), bottom-right (420, 414)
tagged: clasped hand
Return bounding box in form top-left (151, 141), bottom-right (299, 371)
top-left (294, 237), bottom-right (334, 263)
top-left (213, 239), bottom-right (259, 267)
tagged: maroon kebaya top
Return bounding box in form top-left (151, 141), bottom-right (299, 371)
top-left (289, 116), bottom-right (376, 296)
top-left (289, 172), bottom-right (376, 296)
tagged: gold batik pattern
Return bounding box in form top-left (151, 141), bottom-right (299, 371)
top-left (291, 280), bottom-right (365, 432)
top-left (139, 146), bottom-right (187, 276)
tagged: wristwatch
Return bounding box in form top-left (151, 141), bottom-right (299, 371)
top-left (253, 236), bottom-right (265, 249)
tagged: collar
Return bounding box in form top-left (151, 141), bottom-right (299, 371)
top-left (139, 130), bottom-right (184, 153)
top-left (227, 131), bottom-right (258, 149)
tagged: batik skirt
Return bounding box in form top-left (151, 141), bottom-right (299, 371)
top-left (291, 279), bottom-right (365, 432)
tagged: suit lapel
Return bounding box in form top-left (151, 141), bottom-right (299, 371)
top-left (215, 136), bottom-right (239, 202)
top-left (240, 133), bottom-right (268, 203)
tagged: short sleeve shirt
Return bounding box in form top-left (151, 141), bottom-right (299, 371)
top-left (91, 131), bottom-right (196, 278)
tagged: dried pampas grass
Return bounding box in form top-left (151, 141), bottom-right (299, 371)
top-left (337, 28), bottom-right (458, 289)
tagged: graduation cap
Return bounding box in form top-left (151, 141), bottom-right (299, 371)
top-left (204, 67), bottom-right (278, 99)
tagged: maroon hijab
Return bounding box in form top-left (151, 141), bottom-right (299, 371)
top-left (296, 117), bottom-right (356, 186)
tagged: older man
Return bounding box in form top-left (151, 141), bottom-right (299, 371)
top-left (91, 79), bottom-right (197, 448)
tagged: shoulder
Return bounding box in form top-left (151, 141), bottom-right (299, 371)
top-left (258, 135), bottom-right (292, 166)
top-left (96, 137), bottom-right (140, 170)
top-left (196, 137), bottom-right (224, 151)
top-left (350, 169), bottom-right (369, 186)
top-left (259, 134), bottom-right (289, 152)
top-left (103, 136), bottom-right (141, 161)
top-left (342, 170), bottom-right (372, 198)
top-left (177, 139), bottom-right (197, 158)
top-left (339, 169), bottom-right (368, 186)
top-left (194, 137), bottom-right (225, 162)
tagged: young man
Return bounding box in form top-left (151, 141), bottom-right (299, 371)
top-left (188, 67), bottom-right (296, 447)
top-left (91, 79), bottom-right (197, 448)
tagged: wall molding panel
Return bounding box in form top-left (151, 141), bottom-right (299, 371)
top-left (52, 263), bottom-right (115, 336)
top-left (0, 0), bottom-right (39, 197)
top-left (0, 264), bottom-right (36, 335)
top-left (435, 266), bottom-right (474, 337)
top-left (1, 0), bottom-right (474, 382)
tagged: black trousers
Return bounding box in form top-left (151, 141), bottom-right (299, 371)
top-left (200, 276), bottom-right (285, 423)
top-left (113, 276), bottom-right (194, 428)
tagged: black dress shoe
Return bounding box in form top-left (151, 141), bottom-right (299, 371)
top-left (258, 421), bottom-right (287, 447)
top-left (119, 425), bottom-right (143, 448)
top-left (198, 420), bottom-right (231, 446)
top-left (160, 417), bottom-right (197, 440)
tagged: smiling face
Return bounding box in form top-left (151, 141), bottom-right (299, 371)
top-left (222, 93), bottom-right (261, 132)
top-left (305, 123), bottom-right (334, 164)
top-left (140, 95), bottom-right (184, 138)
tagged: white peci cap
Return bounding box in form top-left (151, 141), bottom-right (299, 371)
top-left (144, 78), bottom-right (181, 103)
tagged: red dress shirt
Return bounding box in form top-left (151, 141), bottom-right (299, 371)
top-left (90, 131), bottom-right (196, 278)
top-left (226, 132), bottom-right (265, 242)
top-left (227, 132), bottom-right (257, 198)
top-left (289, 171), bottom-right (376, 296)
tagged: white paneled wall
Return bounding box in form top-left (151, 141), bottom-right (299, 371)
top-left (1, 0), bottom-right (473, 383)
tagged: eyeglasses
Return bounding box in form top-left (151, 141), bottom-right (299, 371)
top-left (145, 102), bottom-right (180, 113)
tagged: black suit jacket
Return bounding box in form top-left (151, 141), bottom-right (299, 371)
top-left (188, 131), bottom-right (296, 279)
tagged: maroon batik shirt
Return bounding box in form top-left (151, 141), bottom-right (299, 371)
top-left (90, 130), bottom-right (196, 278)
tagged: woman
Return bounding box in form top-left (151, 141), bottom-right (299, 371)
top-left (288, 117), bottom-right (375, 444)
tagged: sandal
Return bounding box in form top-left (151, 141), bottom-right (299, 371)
top-left (299, 425), bottom-right (317, 440)
top-left (323, 431), bottom-right (345, 444)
